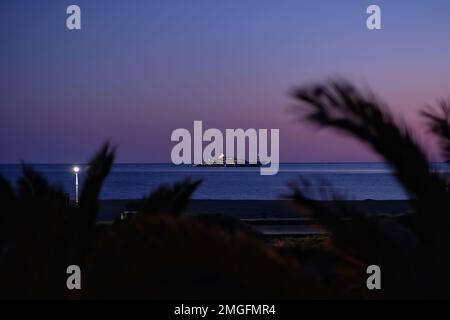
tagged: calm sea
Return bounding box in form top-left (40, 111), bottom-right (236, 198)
top-left (0, 163), bottom-right (448, 201)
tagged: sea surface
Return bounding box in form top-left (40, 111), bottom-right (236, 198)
top-left (0, 163), bottom-right (448, 201)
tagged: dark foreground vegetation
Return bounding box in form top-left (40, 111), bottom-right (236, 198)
top-left (1, 80), bottom-right (450, 299)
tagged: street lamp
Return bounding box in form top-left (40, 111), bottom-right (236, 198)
top-left (73, 166), bottom-right (80, 205)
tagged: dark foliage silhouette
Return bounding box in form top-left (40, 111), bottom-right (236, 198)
top-left (138, 178), bottom-right (201, 215)
top-left (290, 80), bottom-right (450, 298)
top-left (70, 143), bottom-right (115, 266)
top-left (85, 213), bottom-right (312, 299)
top-left (0, 145), bottom-right (319, 299)
top-left (421, 99), bottom-right (450, 162)
top-left (85, 179), bottom-right (321, 299)
top-left (0, 143), bottom-right (115, 298)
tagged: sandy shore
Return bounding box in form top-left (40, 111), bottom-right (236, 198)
top-left (98, 199), bottom-right (412, 222)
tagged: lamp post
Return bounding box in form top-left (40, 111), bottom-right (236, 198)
top-left (73, 166), bottom-right (80, 205)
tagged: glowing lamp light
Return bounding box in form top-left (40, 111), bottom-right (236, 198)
top-left (72, 166), bottom-right (80, 205)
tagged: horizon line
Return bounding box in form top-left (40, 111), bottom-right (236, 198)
top-left (0, 161), bottom-right (447, 165)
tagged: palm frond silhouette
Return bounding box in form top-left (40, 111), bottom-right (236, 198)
top-left (0, 166), bottom-right (69, 298)
top-left (290, 80), bottom-right (450, 298)
top-left (0, 143), bottom-right (116, 298)
top-left (138, 178), bottom-right (202, 215)
top-left (77, 142), bottom-right (115, 224)
top-left (421, 99), bottom-right (450, 162)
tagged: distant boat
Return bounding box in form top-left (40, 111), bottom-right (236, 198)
top-left (192, 153), bottom-right (262, 167)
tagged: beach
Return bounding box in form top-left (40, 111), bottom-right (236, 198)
top-left (99, 199), bottom-right (412, 220)
top-left (98, 199), bottom-right (413, 236)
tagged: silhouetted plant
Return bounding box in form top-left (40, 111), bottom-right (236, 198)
top-left (290, 80), bottom-right (450, 298)
top-left (0, 144), bottom-right (321, 299)
top-left (69, 143), bottom-right (115, 266)
top-left (85, 212), bottom-right (314, 299)
top-left (77, 142), bottom-right (116, 225)
top-left (0, 165), bottom-right (70, 298)
top-left (138, 178), bottom-right (201, 215)
top-left (421, 99), bottom-right (450, 162)
top-left (84, 176), bottom-right (323, 299)
top-left (0, 143), bottom-right (115, 298)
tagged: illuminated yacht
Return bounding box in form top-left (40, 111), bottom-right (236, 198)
top-left (193, 153), bottom-right (262, 167)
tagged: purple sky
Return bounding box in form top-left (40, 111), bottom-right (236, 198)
top-left (1, 0), bottom-right (450, 163)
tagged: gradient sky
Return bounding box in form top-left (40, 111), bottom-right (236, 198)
top-left (1, 0), bottom-right (450, 163)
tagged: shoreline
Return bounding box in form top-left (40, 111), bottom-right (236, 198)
top-left (97, 199), bottom-right (413, 222)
